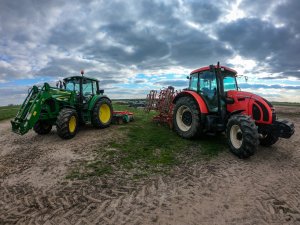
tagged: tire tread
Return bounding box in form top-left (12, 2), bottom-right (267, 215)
top-left (56, 108), bottom-right (78, 139)
top-left (226, 114), bottom-right (259, 158)
top-left (173, 96), bottom-right (202, 139)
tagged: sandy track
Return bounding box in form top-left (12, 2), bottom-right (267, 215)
top-left (0, 108), bottom-right (299, 225)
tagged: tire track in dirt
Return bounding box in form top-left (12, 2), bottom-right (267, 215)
top-left (1, 152), bottom-right (300, 225)
top-left (0, 111), bottom-right (300, 224)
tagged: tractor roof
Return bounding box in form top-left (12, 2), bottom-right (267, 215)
top-left (190, 65), bottom-right (237, 75)
top-left (63, 76), bottom-right (99, 82)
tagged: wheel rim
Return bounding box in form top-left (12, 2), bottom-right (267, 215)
top-left (69, 116), bottom-right (76, 133)
top-left (99, 104), bottom-right (111, 124)
top-left (176, 105), bottom-right (192, 132)
top-left (230, 124), bottom-right (243, 149)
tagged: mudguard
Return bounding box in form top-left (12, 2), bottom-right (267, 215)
top-left (173, 90), bottom-right (209, 114)
top-left (88, 95), bottom-right (112, 111)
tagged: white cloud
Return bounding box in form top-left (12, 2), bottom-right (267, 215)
top-left (224, 0), bottom-right (246, 22)
top-left (227, 55), bottom-right (256, 74)
top-left (0, 0), bottom-right (299, 105)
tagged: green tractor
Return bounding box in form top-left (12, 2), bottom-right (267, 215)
top-left (11, 71), bottom-right (113, 139)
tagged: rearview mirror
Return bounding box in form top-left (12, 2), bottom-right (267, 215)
top-left (97, 89), bottom-right (104, 94)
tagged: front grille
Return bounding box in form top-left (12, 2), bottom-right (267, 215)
top-left (255, 100), bottom-right (269, 122)
top-left (252, 104), bottom-right (261, 120)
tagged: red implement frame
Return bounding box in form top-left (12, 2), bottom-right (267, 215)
top-left (145, 90), bottom-right (158, 112)
top-left (145, 86), bottom-right (180, 128)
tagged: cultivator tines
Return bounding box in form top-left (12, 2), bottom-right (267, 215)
top-left (145, 90), bottom-right (158, 112)
top-left (146, 86), bottom-right (180, 128)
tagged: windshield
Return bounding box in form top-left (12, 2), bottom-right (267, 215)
top-left (82, 79), bottom-right (93, 96)
top-left (64, 79), bottom-right (80, 93)
top-left (223, 76), bottom-right (237, 91)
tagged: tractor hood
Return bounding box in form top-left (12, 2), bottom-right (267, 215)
top-left (226, 90), bottom-right (274, 124)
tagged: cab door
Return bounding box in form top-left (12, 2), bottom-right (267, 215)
top-left (82, 79), bottom-right (95, 109)
top-left (198, 71), bottom-right (218, 112)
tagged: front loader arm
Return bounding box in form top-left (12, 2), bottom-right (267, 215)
top-left (11, 85), bottom-right (47, 135)
top-left (11, 83), bottom-right (74, 135)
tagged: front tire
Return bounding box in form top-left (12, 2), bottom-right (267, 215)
top-left (226, 114), bottom-right (259, 158)
top-left (173, 96), bottom-right (202, 139)
top-left (33, 120), bottom-right (52, 135)
top-left (260, 134), bottom-right (279, 146)
top-left (91, 98), bottom-right (113, 128)
top-left (56, 108), bottom-right (79, 139)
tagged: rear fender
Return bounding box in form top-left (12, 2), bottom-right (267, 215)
top-left (173, 91), bottom-right (209, 114)
top-left (88, 95), bottom-right (111, 111)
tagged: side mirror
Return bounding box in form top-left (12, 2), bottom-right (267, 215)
top-left (97, 89), bottom-right (104, 94)
top-left (186, 76), bottom-right (190, 79)
top-left (224, 97), bottom-right (234, 104)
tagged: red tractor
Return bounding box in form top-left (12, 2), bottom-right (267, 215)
top-left (147, 63), bottom-right (295, 158)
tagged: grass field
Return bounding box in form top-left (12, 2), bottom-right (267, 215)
top-left (0, 105), bottom-right (20, 121)
top-left (272, 101), bottom-right (300, 107)
top-left (67, 104), bottom-right (226, 179)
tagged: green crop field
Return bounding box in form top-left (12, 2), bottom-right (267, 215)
top-left (0, 105), bottom-right (20, 121)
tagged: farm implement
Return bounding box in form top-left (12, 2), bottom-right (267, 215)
top-left (11, 71), bottom-right (114, 139)
top-left (112, 111), bottom-right (134, 124)
top-left (146, 62), bottom-right (295, 158)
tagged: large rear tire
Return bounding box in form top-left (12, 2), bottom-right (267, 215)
top-left (260, 133), bottom-right (279, 146)
top-left (173, 96), bottom-right (202, 139)
top-left (56, 108), bottom-right (79, 139)
top-left (91, 98), bottom-right (113, 128)
top-left (33, 120), bottom-right (52, 135)
top-left (226, 114), bottom-right (259, 158)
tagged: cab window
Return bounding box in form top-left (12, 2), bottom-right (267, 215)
top-left (65, 79), bottom-right (80, 93)
top-left (199, 71), bottom-right (217, 97)
top-left (199, 71), bottom-right (218, 112)
top-left (92, 81), bottom-right (98, 94)
top-left (223, 76), bottom-right (237, 92)
top-left (189, 73), bottom-right (198, 91)
top-left (82, 79), bottom-right (93, 96)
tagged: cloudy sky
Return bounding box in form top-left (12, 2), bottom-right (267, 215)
top-left (0, 0), bottom-right (299, 105)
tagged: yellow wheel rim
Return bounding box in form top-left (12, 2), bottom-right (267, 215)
top-left (99, 104), bottom-right (111, 124)
top-left (69, 116), bottom-right (76, 133)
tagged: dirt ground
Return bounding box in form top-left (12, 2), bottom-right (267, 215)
top-left (0, 106), bottom-right (299, 225)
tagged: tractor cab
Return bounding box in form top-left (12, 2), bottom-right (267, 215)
top-left (63, 76), bottom-right (103, 107)
top-left (188, 64), bottom-right (238, 112)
